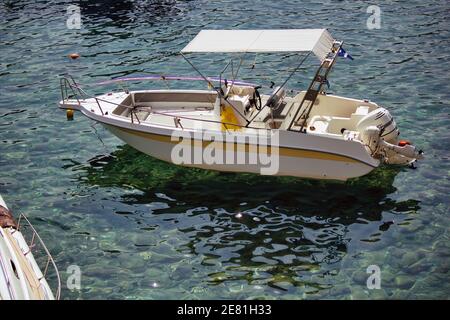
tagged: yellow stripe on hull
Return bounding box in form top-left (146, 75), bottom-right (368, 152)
top-left (117, 126), bottom-right (362, 164)
top-left (102, 124), bottom-right (376, 180)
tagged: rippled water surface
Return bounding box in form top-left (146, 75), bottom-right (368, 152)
top-left (0, 0), bottom-right (449, 299)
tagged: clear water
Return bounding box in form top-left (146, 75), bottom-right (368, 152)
top-left (0, 0), bottom-right (449, 299)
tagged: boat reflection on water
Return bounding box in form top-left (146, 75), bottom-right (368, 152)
top-left (65, 145), bottom-right (421, 293)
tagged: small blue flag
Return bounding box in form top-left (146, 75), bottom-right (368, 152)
top-left (338, 48), bottom-right (354, 60)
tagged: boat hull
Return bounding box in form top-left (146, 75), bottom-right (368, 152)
top-left (103, 124), bottom-right (377, 181)
top-left (0, 195), bottom-right (56, 300)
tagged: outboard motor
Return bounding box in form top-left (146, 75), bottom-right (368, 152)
top-left (356, 107), bottom-right (398, 143)
top-left (358, 107), bottom-right (424, 165)
top-left (360, 125), bottom-right (380, 153)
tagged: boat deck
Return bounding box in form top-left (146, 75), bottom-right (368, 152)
top-left (61, 88), bottom-right (380, 139)
top-left (107, 91), bottom-right (302, 132)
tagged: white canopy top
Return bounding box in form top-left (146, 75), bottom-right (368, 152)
top-left (181, 29), bottom-right (335, 61)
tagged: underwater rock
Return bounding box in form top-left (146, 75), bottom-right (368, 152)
top-left (405, 222), bottom-right (424, 233)
top-left (82, 255), bottom-right (101, 265)
top-left (374, 251), bottom-right (388, 262)
top-left (405, 260), bottom-right (432, 275)
top-left (434, 243), bottom-right (450, 258)
top-left (329, 286), bottom-right (351, 298)
top-left (434, 259), bottom-right (450, 274)
top-left (390, 289), bottom-right (409, 299)
top-left (228, 284), bottom-right (245, 293)
top-left (400, 251), bottom-right (419, 266)
top-left (422, 227), bottom-right (438, 238)
top-left (139, 251), bottom-right (152, 260)
top-left (209, 272), bottom-right (228, 282)
top-left (119, 255), bottom-right (147, 269)
top-left (352, 270), bottom-right (368, 286)
top-left (381, 270), bottom-right (395, 284)
top-left (394, 275), bottom-right (415, 290)
top-left (389, 247), bottom-right (405, 259)
top-left (350, 287), bottom-right (369, 300)
top-left (406, 275), bottom-right (447, 299)
top-left (170, 265), bottom-right (194, 281)
top-left (145, 252), bottom-right (182, 264)
top-left (271, 281), bottom-right (292, 291)
top-left (143, 267), bottom-right (165, 279)
top-left (191, 286), bottom-right (209, 295)
top-left (82, 265), bottom-right (128, 280)
top-left (368, 289), bottom-right (388, 300)
top-left (416, 248), bottom-right (430, 259)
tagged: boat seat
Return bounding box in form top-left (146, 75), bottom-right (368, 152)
top-left (225, 85), bottom-right (253, 113)
top-left (307, 106), bottom-right (371, 135)
top-left (308, 115), bottom-right (354, 135)
top-left (354, 105), bottom-right (370, 115)
top-left (350, 105), bottom-right (370, 123)
top-left (326, 106), bottom-right (370, 134)
top-left (307, 115), bottom-right (331, 133)
top-left (250, 106), bottom-right (271, 122)
top-left (228, 95), bottom-right (249, 115)
top-left (327, 117), bottom-right (354, 134)
top-left (274, 99), bottom-right (295, 119)
top-left (278, 101), bottom-right (302, 130)
top-left (213, 86), bottom-right (251, 120)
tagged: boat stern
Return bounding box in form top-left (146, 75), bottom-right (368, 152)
top-left (356, 107), bottom-right (424, 167)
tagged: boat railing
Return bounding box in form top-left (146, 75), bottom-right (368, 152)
top-left (14, 213), bottom-right (61, 300)
top-left (59, 75), bottom-right (271, 132)
top-left (60, 75), bottom-right (256, 103)
top-left (92, 94), bottom-right (267, 132)
top-left (61, 76), bottom-right (107, 116)
top-left (60, 75), bottom-right (87, 104)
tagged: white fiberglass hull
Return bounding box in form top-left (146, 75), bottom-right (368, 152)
top-left (103, 124), bottom-right (378, 181)
top-left (0, 195), bottom-right (56, 300)
top-left (58, 89), bottom-right (383, 181)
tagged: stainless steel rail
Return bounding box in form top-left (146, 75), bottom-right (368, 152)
top-left (59, 75), bottom-right (273, 132)
top-left (14, 213), bottom-right (61, 300)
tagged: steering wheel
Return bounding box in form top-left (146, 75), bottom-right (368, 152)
top-left (251, 86), bottom-right (262, 110)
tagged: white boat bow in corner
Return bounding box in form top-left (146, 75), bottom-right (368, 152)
top-left (0, 194), bottom-right (60, 300)
top-left (58, 29), bottom-right (423, 181)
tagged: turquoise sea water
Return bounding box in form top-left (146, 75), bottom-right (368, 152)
top-left (0, 0), bottom-right (449, 299)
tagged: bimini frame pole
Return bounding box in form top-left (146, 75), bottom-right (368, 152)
top-left (246, 51), bottom-right (311, 126)
top-left (180, 52), bottom-right (250, 125)
top-left (287, 40), bottom-right (343, 132)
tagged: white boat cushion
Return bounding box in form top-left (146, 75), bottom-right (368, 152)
top-left (354, 105), bottom-right (370, 115)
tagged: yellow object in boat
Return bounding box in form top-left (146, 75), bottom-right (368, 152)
top-left (221, 105), bottom-right (241, 131)
top-left (66, 109), bottom-right (74, 120)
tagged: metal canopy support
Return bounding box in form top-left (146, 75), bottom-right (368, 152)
top-left (180, 53), bottom-right (250, 125)
top-left (287, 41), bottom-right (343, 132)
top-left (246, 51), bottom-right (311, 126)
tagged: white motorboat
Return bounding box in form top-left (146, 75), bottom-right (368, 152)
top-left (0, 194), bottom-right (60, 300)
top-left (59, 29), bottom-right (423, 180)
